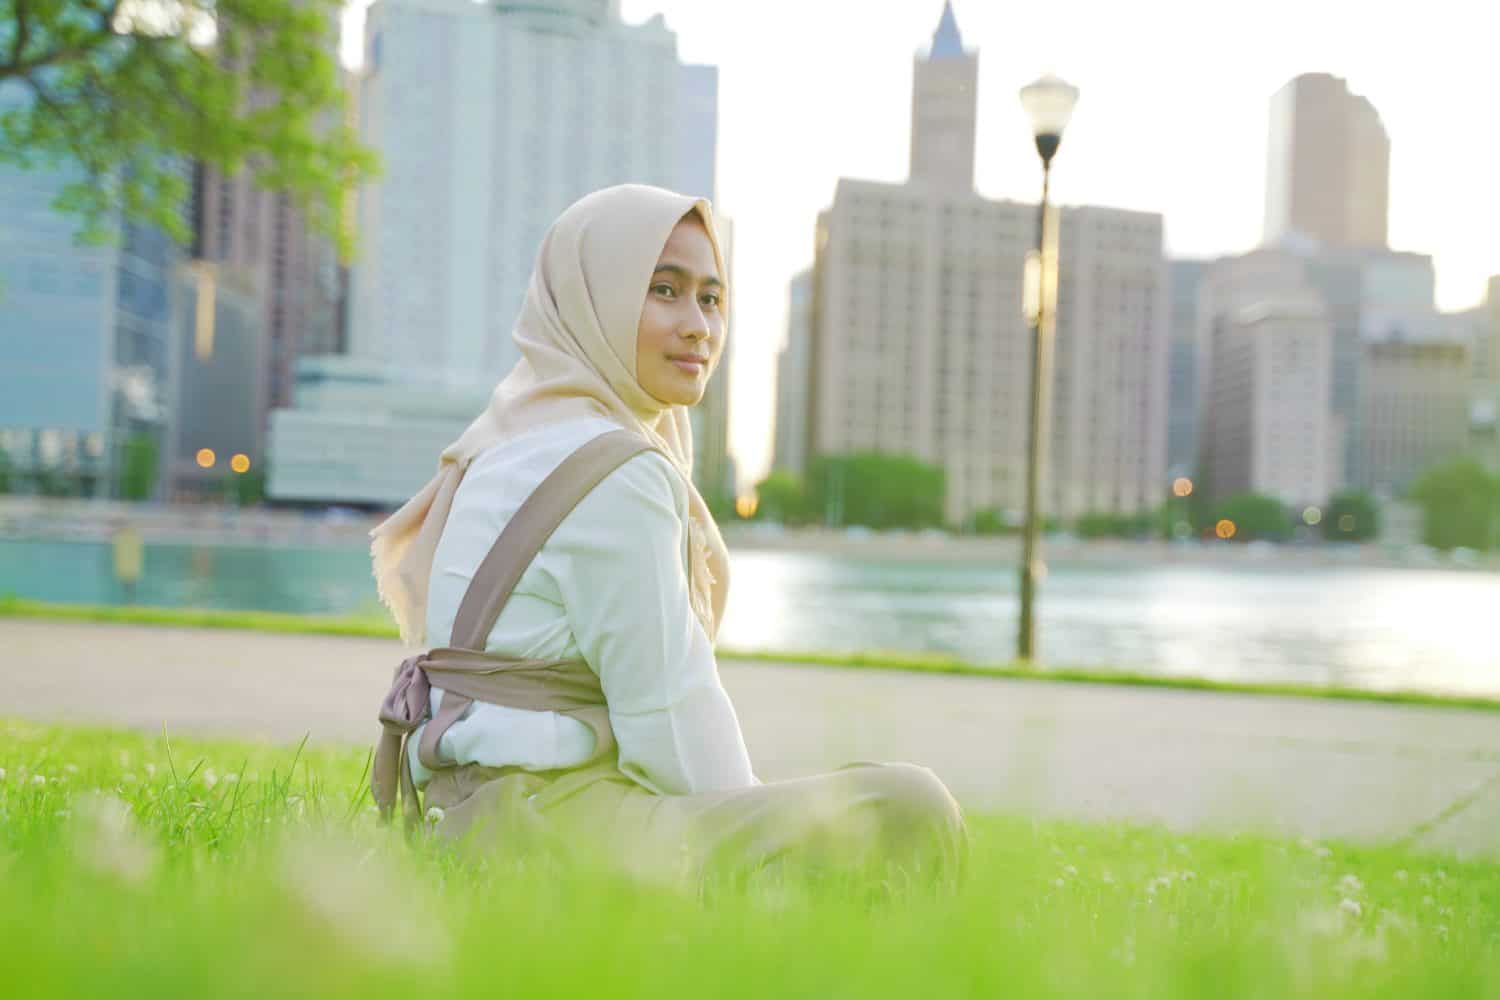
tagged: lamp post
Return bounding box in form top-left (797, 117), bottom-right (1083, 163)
top-left (1017, 73), bottom-right (1079, 662)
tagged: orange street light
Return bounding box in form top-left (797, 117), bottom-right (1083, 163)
top-left (195, 448), bottom-right (216, 469)
top-left (734, 494), bottom-right (759, 519)
top-left (231, 454), bottom-right (251, 474)
top-left (1215, 519), bottom-right (1237, 540)
top-left (1172, 477), bottom-right (1194, 498)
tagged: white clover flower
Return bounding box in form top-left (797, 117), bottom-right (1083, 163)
top-left (1339, 874), bottom-right (1364, 894)
top-left (203, 769), bottom-right (219, 789)
top-left (0, 767), bottom-right (6, 781)
top-left (1422, 895), bottom-right (1435, 907)
top-left (1053, 878), bottom-right (1065, 889)
top-left (73, 793), bottom-right (158, 886)
top-left (1395, 870), bottom-right (1409, 882)
top-left (1435, 869), bottom-right (1447, 882)
top-left (1180, 870), bottom-right (1197, 882)
top-left (424, 806), bottom-right (445, 825)
top-left (1339, 898), bottom-right (1363, 920)
top-left (1313, 845), bottom-right (1332, 859)
top-left (1063, 865), bottom-right (1078, 877)
top-left (144, 764), bottom-right (157, 777)
top-left (121, 773), bottom-right (138, 784)
top-left (64, 764), bottom-right (79, 775)
top-left (222, 773), bottom-right (239, 785)
top-left (32, 774), bottom-right (47, 786)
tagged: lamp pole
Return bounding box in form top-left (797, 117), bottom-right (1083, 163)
top-left (1017, 74), bottom-right (1079, 662)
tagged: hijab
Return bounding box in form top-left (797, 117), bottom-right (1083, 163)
top-left (369, 184), bottom-right (731, 647)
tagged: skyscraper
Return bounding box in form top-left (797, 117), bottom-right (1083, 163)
top-left (772, 269), bottom-right (814, 476)
top-left (909, 1), bottom-right (977, 193)
top-left (797, 4), bottom-right (1168, 525)
top-left (1196, 250), bottom-right (1339, 508)
top-left (269, 0), bottom-right (723, 506)
top-left (1264, 73), bottom-right (1391, 250)
top-left (351, 0), bottom-right (685, 383)
top-left (0, 84), bottom-right (180, 499)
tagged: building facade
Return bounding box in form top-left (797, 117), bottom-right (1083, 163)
top-left (1358, 339), bottom-right (1472, 497)
top-left (351, 0), bottom-right (685, 383)
top-left (798, 5), bottom-right (1167, 525)
top-left (1196, 250), bottom-right (1339, 508)
top-left (1264, 73), bottom-right (1390, 249)
top-left (0, 87), bottom-right (181, 499)
top-left (1166, 259), bottom-right (1209, 477)
top-left (772, 269), bottom-right (814, 477)
top-left (270, 0), bottom-right (722, 507)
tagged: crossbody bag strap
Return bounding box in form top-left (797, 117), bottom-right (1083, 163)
top-left (448, 428), bottom-right (660, 652)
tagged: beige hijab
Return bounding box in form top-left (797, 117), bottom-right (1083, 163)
top-left (369, 184), bottom-right (731, 647)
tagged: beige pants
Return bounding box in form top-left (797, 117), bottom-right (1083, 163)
top-left (423, 761), bottom-right (967, 887)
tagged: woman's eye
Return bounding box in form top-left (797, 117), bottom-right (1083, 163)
top-left (701, 292), bottom-right (721, 309)
top-left (652, 283), bottom-right (676, 298)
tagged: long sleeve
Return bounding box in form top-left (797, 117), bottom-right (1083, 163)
top-left (554, 451), bottom-right (756, 796)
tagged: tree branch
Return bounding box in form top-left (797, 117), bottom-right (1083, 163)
top-left (0, 0), bottom-right (125, 80)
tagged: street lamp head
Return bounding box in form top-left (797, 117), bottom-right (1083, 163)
top-left (1019, 73), bottom-right (1080, 167)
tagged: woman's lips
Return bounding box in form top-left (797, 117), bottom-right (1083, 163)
top-left (670, 357), bottom-right (706, 375)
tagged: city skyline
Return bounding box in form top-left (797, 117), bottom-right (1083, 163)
top-left (341, 0), bottom-right (1500, 490)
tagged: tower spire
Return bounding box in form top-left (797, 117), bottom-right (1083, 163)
top-left (930, 1), bottom-right (965, 60)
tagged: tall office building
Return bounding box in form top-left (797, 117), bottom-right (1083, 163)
top-left (799, 5), bottom-right (1168, 524)
top-left (909, 1), bottom-right (977, 193)
top-left (1473, 277), bottom-right (1500, 467)
top-left (270, 0), bottom-right (723, 506)
top-left (1359, 339), bottom-right (1472, 496)
top-left (772, 269), bottom-right (815, 476)
top-left (1196, 250), bottom-right (1339, 508)
top-left (0, 84), bottom-right (181, 499)
top-left (351, 0), bottom-right (685, 382)
top-left (1166, 260), bottom-right (1209, 477)
top-left (1264, 73), bottom-right (1390, 250)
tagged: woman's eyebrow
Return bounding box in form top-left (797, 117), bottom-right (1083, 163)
top-left (653, 262), bottom-right (723, 287)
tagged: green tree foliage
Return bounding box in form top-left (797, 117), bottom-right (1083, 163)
top-left (1322, 490), bottom-right (1380, 542)
top-left (970, 508), bottom-right (1011, 536)
top-left (230, 466), bottom-right (264, 506)
top-left (752, 470), bottom-right (812, 525)
top-left (1215, 493), bottom-right (1293, 542)
top-left (1074, 511), bottom-right (1157, 540)
top-left (0, 0), bottom-right (377, 254)
top-left (117, 431), bottom-right (157, 500)
top-left (804, 452), bottom-right (946, 530)
top-left (0, 447), bottom-right (11, 494)
top-left (1410, 459), bottom-right (1500, 551)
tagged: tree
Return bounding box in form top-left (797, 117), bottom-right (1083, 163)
top-left (1410, 459), bottom-right (1500, 551)
top-left (0, 0), bottom-right (377, 253)
top-left (117, 431), bottom-right (157, 500)
top-left (1322, 490), bottom-right (1380, 542)
top-left (1214, 493), bottom-right (1293, 542)
top-left (805, 452), bottom-right (946, 530)
top-left (0, 447), bottom-right (10, 494)
top-left (753, 470), bottom-right (811, 525)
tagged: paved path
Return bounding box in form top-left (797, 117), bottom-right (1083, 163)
top-left (6, 619), bottom-right (1499, 857)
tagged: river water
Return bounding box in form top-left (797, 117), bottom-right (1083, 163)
top-left (2, 538), bottom-right (1496, 696)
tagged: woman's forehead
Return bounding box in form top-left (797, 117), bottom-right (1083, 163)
top-left (655, 216), bottom-right (720, 278)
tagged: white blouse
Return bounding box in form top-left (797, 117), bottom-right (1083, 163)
top-left (407, 415), bottom-right (757, 796)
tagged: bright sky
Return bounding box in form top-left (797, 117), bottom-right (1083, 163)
top-left (342, 0), bottom-right (1500, 490)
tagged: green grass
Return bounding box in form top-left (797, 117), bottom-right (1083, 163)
top-left (1, 720), bottom-right (1498, 997)
top-left (5, 595), bottom-right (1500, 714)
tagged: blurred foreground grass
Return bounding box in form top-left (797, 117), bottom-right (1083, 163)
top-left (1, 720), bottom-right (1497, 997)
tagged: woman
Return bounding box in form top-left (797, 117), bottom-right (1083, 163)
top-left (369, 184), bottom-right (964, 885)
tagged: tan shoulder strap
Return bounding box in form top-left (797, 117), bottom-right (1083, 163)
top-left (448, 429), bottom-right (658, 652)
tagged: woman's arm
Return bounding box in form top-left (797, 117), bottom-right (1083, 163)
top-left (555, 451), bottom-right (756, 795)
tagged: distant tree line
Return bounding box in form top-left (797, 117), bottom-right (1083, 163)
top-left (750, 453), bottom-right (1500, 550)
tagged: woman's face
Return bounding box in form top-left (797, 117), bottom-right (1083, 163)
top-left (636, 214), bottom-right (726, 407)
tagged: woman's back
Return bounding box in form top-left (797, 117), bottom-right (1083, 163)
top-left (413, 414), bottom-right (756, 795)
